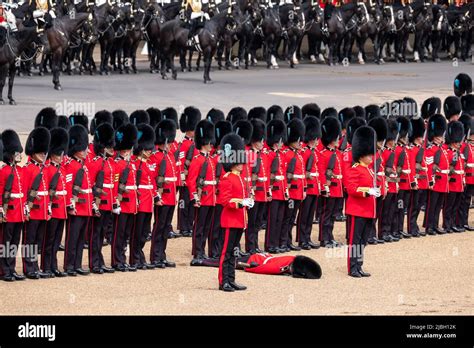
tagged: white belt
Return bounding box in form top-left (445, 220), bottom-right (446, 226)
top-left (377, 172), bottom-right (384, 176)
top-left (164, 177), bottom-right (177, 182)
top-left (36, 191), bottom-right (48, 196)
top-left (55, 190), bottom-right (67, 196)
top-left (103, 183), bottom-right (114, 189)
top-left (80, 189), bottom-right (92, 194)
top-left (176, 161), bottom-right (182, 166)
top-left (438, 170), bottom-right (449, 174)
top-left (10, 193), bottom-right (24, 198)
top-left (332, 175), bottom-right (342, 179)
top-left (244, 177), bottom-right (251, 182)
top-left (453, 170), bottom-right (464, 175)
top-left (125, 185), bottom-right (137, 190)
top-left (401, 169), bottom-right (411, 174)
top-left (203, 180), bottom-right (217, 185)
top-left (138, 185), bottom-right (154, 189)
top-left (274, 175), bottom-right (284, 181)
top-left (467, 163), bottom-right (474, 168)
top-left (309, 172), bottom-right (319, 178)
top-left (292, 174), bottom-right (304, 179)
top-left (257, 177), bottom-right (267, 182)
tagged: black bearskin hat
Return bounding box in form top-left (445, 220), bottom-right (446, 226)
top-left (321, 107), bottom-right (338, 120)
top-left (25, 127), bottom-right (51, 156)
top-left (215, 121), bottom-right (232, 148)
top-left (303, 116), bottom-right (321, 142)
top-left (403, 97), bottom-right (418, 118)
top-left (69, 112), bottom-right (89, 129)
top-left (461, 95), bottom-right (474, 115)
top-left (459, 114), bottom-right (473, 137)
top-left (427, 114), bottom-right (447, 142)
top-left (266, 119), bottom-right (287, 147)
top-left (147, 107), bottom-right (162, 129)
top-left (338, 107), bottom-right (356, 129)
top-left (248, 107), bottom-right (267, 122)
top-left (396, 116), bottom-right (411, 139)
top-left (409, 117), bottom-right (425, 143)
top-left (291, 256), bottom-right (322, 279)
top-left (68, 125), bottom-right (89, 157)
top-left (352, 126), bottom-right (376, 163)
top-left (2, 129), bottom-right (23, 157)
top-left (90, 110), bottom-right (113, 135)
top-left (421, 97), bottom-right (441, 120)
top-left (57, 115), bottom-right (71, 130)
top-left (443, 96), bottom-right (462, 120)
top-left (227, 107), bottom-right (247, 125)
top-left (446, 121), bottom-right (465, 144)
top-left (34, 107), bottom-right (58, 130)
top-left (321, 116), bottom-right (341, 147)
top-left (161, 107), bottom-right (178, 126)
top-left (365, 104), bottom-right (381, 121)
top-left (220, 133), bottom-right (246, 172)
top-left (286, 118), bottom-right (305, 144)
top-left (266, 105), bottom-right (284, 123)
top-left (368, 117), bottom-right (388, 143)
top-left (206, 108), bottom-right (225, 124)
top-left (234, 120), bottom-right (253, 146)
top-left (180, 106), bottom-right (201, 132)
top-left (284, 105), bottom-right (302, 124)
top-left (112, 110), bottom-right (129, 130)
top-left (93, 123), bottom-right (115, 155)
top-left (302, 103), bottom-right (321, 119)
top-left (386, 119), bottom-right (399, 142)
top-left (130, 110), bottom-right (150, 126)
top-left (114, 123), bottom-right (138, 151)
top-left (195, 120), bottom-right (215, 149)
top-left (135, 124), bottom-right (155, 154)
top-left (250, 119), bottom-right (266, 143)
top-left (346, 117), bottom-right (367, 145)
top-left (454, 73), bottom-right (472, 97)
top-left (353, 105), bottom-right (366, 119)
top-left (155, 119), bottom-right (177, 145)
top-left (49, 128), bottom-right (69, 157)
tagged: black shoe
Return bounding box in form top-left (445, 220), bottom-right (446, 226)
top-left (419, 231), bottom-right (427, 237)
top-left (410, 232), bottom-right (420, 237)
top-left (426, 228), bottom-right (437, 235)
top-left (358, 269), bottom-right (371, 277)
top-left (101, 266), bottom-right (115, 273)
top-left (330, 240), bottom-right (342, 247)
top-left (143, 263), bottom-right (155, 270)
top-left (161, 260), bottom-right (176, 268)
top-left (463, 225), bottom-right (474, 231)
top-left (255, 248), bottom-right (264, 253)
top-left (299, 243), bottom-right (311, 250)
top-left (313, 218), bottom-right (319, 224)
top-left (388, 234), bottom-right (400, 241)
top-left (335, 215), bottom-right (346, 222)
top-left (288, 244), bottom-right (301, 251)
top-left (451, 226), bottom-right (463, 233)
top-left (103, 239), bottom-right (110, 246)
top-left (229, 281), bottom-right (247, 290)
top-left (113, 264), bottom-right (128, 272)
top-left (181, 230), bottom-right (193, 237)
top-left (52, 269), bottom-right (67, 277)
top-left (219, 283), bottom-right (235, 292)
top-left (279, 245), bottom-right (291, 252)
top-left (265, 247), bottom-right (280, 254)
top-left (45, 270), bottom-right (55, 278)
top-left (146, 233), bottom-right (152, 242)
top-left (190, 258), bottom-right (203, 266)
top-left (308, 241), bottom-right (320, 249)
top-left (456, 226), bottom-right (465, 232)
top-left (38, 271), bottom-right (52, 279)
top-left (83, 243), bottom-right (89, 249)
top-left (126, 264), bottom-right (137, 272)
top-left (399, 231), bottom-right (411, 238)
top-left (382, 235), bottom-right (393, 243)
top-left (349, 271), bottom-right (361, 278)
top-left (435, 227), bottom-right (447, 235)
top-left (321, 240), bottom-right (335, 248)
top-left (133, 264), bottom-right (147, 270)
top-left (66, 270), bottom-right (77, 276)
top-left (2, 274), bottom-right (15, 282)
top-left (248, 249), bottom-right (258, 254)
top-left (76, 268), bottom-right (90, 276)
top-left (26, 272), bottom-right (40, 279)
top-left (367, 238), bottom-right (378, 245)
top-left (91, 268), bottom-right (104, 274)
top-left (376, 238), bottom-right (385, 244)
top-left (12, 272), bottom-right (26, 281)
top-left (168, 231), bottom-right (180, 239)
top-left (59, 244), bottom-right (65, 251)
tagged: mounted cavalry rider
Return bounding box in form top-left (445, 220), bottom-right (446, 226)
top-left (181, 0), bottom-right (210, 47)
top-left (28, 0), bottom-right (57, 29)
top-left (0, 1), bottom-right (18, 46)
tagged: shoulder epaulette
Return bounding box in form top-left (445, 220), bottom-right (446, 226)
top-left (352, 163), bottom-right (359, 168)
top-left (223, 172), bottom-right (231, 178)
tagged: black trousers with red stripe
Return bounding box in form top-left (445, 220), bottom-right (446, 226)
top-left (192, 205), bottom-right (214, 258)
top-left (265, 199), bottom-right (286, 250)
top-left (319, 196), bottom-right (341, 242)
top-left (23, 219), bottom-right (47, 274)
top-left (346, 215), bottom-right (372, 274)
top-left (443, 192), bottom-right (462, 231)
top-left (297, 194), bottom-right (318, 244)
top-left (112, 212), bottom-right (134, 267)
top-left (42, 218), bottom-right (65, 272)
top-left (178, 186), bottom-right (194, 232)
top-left (245, 201), bottom-right (266, 253)
top-left (64, 215), bottom-right (89, 271)
top-left (424, 191), bottom-right (446, 230)
top-left (218, 227), bottom-right (242, 286)
top-left (396, 189), bottom-right (411, 233)
top-left (209, 204), bottom-right (224, 258)
top-left (151, 205), bottom-right (175, 262)
top-left (281, 199), bottom-right (301, 247)
top-left (0, 222), bottom-right (22, 276)
top-left (129, 212), bottom-right (151, 266)
top-left (458, 184), bottom-right (473, 227)
top-left (89, 211), bottom-right (111, 270)
top-left (380, 192), bottom-right (397, 237)
top-left (406, 189), bottom-right (420, 235)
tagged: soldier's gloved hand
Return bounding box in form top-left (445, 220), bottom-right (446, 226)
top-left (242, 198), bottom-right (254, 208)
top-left (368, 188), bottom-right (381, 198)
top-left (112, 206), bottom-right (121, 215)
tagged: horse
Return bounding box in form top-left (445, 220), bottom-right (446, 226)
top-left (324, 3), bottom-right (344, 66)
top-left (142, 2), bottom-right (166, 73)
top-left (123, 0), bottom-right (145, 74)
top-left (354, 0), bottom-right (378, 65)
top-left (338, 2), bottom-right (360, 63)
top-left (430, 4), bottom-right (448, 62)
top-left (299, 1), bottom-right (326, 64)
top-left (236, 0), bottom-right (261, 69)
top-left (0, 27), bottom-right (40, 104)
top-left (374, 1), bottom-right (395, 64)
top-left (259, 5), bottom-right (282, 69)
top-left (410, 0), bottom-right (433, 62)
top-left (278, 0), bottom-right (305, 68)
top-left (390, 3), bottom-right (413, 63)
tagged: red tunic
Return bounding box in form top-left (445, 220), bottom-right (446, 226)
top-left (220, 171), bottom-right (247, 229)
top-left (134, 158), bottom-right (157, 213)
top-left (425, 143), bottom-right (449, 193)
top-left (44, 163), bottom-right (68, 220)
top-left (301, 146), bottom-right (320, 196)
top-left (150, 150), bottom-right (178, 206)
top-left (446, 147), bottom-right (465, 193)
top-left (176, 137), bottom-right (198, 186)
top-left (267, 149), bottom-right (288, 201)
top-left (317, 147), bottom-right (343, 197)
top-left (282, 147), bottom-right (306, 200)
top-left (186, 153), bottom-right (216, 206)
top-left (64, 158), bottom-right (93, 217)
top-left (340, 144), bottom-right (352, 188)
top-left (244, 253), bottom-right (295, 275)
top-left (23, 160), bottom-right (50, 220)
top-left (345, 163), bottom-right (376, 219)
top-left (113, 157), bottom-right (138, 214)
top-left (461, 142), bottom-right (474, 185)
top-left (213, 154), bottom-right (227, 206)
top-left (0, 164), bottom-right (26, 223)
top-left (87, 156), bottom-right (116, 211)
top-left (382, 147), bottom-right (398, 194)
top-left (248, 149), bottom-right (270, 202)
top-left (395, 144), bottom-right (415, 191)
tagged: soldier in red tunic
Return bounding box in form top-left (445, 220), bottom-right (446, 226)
top-left (150, 120), bottom-right (179, 268)
top-left (130, 124), bottom-right (156, 270)
top-left (111, 123), bottom-right (138, 272)
top-left (64, 125), bottom-right (93, 276)
top-left (218, 133), bottom-right (253, 292)
top-left (443, 121), bottom-right (465, 232)
top-left (346, 126), bottom-right (380, 278)
top-left (87, 110), bottom-right (113, 163)
top-left (87, 123), bottom-right (116, 274)
top-left (458, 114), bottom-right (474, 231)
top-left (42, 128), bottom-right (69, 277)
top-left (177, 107), bottom-right (201, 238)
top-left (424, 114), bottom-right (449, 235)
top-left (187, 120), bottom-right (216, 265)
top-left (0, 130), bottom-right (26, 282)
top-left (23, 127), bottom-right (52, 279)
top-left (297, 116), bottom-right (321, 250)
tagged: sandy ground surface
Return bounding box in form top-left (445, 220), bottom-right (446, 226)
top-left (0, 214), bottom-right (473, 315)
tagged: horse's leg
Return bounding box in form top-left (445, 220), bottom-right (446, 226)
top-left (0, 64), bottom-right (8, 104)
top-left (203, 47), bottom-right (212, 84)
top-left (413, 31), bottom-right (421, 62)
top-left (100, 39), bottom-right (107, 75)
top-left (161, 47), bottom-right (169, 80)
top-left (7, 64), bottom-right (16, 105)
top-left (170, 48), bottom-right (178, 80)
top-left (132, 40), bottom-right (139, 73)
top-left (225, 38), bottom-right (233, 70)
top-left (216, 41), bottom-right (224, 70)
top-left (52, 48), bottom-right (63, 90)
top-left (187, 48), bottom-right (193, 72)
